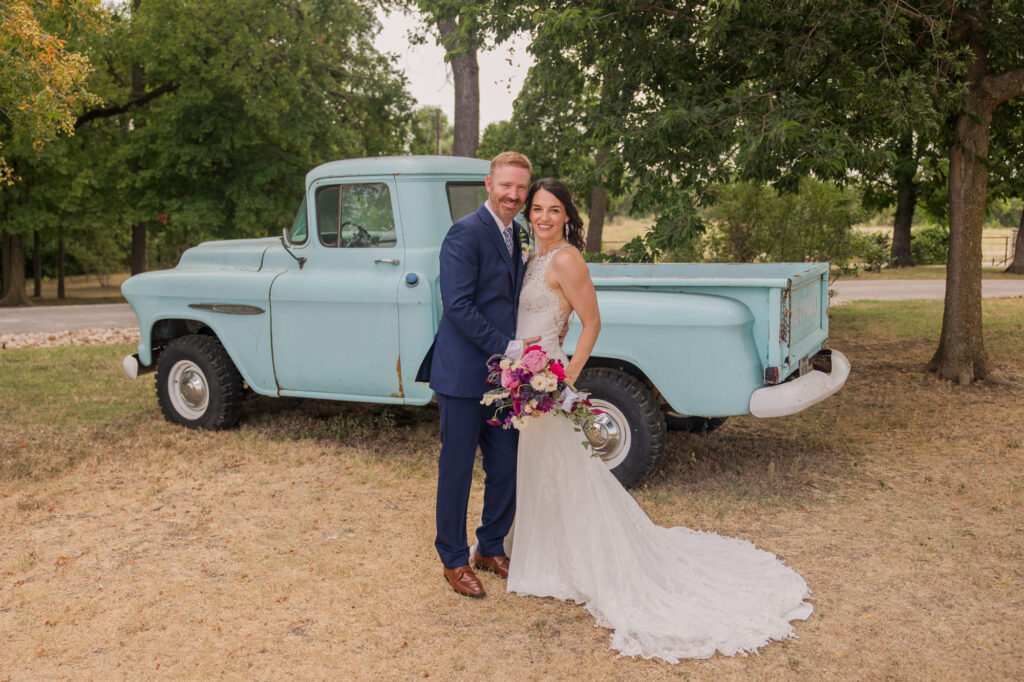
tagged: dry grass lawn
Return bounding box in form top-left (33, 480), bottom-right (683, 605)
top-left (1, 300), bottom-right (1023, 680)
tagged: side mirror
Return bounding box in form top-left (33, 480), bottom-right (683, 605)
top-left (279, 227), bottom-right (306, 269)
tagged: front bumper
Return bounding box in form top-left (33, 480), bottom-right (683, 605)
top-left (122, 353), bottom-right (155, 380)
top-left (749, 349), bottom-right (850, 418)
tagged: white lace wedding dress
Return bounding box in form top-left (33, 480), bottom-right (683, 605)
top-left (507, 246), bottom-right (813, 662)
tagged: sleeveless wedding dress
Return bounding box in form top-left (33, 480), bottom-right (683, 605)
top-left (507, 246), bottom-right (813, 662)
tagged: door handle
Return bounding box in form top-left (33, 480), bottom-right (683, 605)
top-left (374, 258), bottom-right (400, 265)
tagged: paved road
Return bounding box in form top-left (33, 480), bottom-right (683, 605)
top-left (1, 279), bottom-right (1022, 334)
top-left (0, 303), bottom-right (139, 334)
top-left (830, 278), bottom-right (1024, 302)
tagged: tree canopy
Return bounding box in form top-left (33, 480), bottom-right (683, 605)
top-left (487, 0), bottom-right (1024, 382)
top-left (0, 0), bottom-right (105, 185)
top-left (1, 0), bottom-right (414, 300)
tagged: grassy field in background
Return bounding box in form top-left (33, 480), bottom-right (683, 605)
top-left (600, 218), bottom-right (1020, 276)
top-left (1, 299), bottom-right (1022, 679)
top-left (25, 273), bottom-right (129, 306)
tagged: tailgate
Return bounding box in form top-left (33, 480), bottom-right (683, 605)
top-left (782, 266), bottom-right (830, 375)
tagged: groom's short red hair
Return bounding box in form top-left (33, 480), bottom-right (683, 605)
top-left (490, 151), bottom-right (532, 177)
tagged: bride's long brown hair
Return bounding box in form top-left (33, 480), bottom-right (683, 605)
top-left (524, 178), bottom-right (585, 251)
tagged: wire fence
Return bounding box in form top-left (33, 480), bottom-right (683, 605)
top-left (985, 231), bottom-right (1017, 266)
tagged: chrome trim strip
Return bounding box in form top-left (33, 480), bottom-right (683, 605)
top-left (188, 303), bottom-right (266, 315)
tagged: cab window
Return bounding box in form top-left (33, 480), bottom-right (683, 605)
top-left (446, 182), bottom-right (488, 223)
top-left (315, 183), bottom-right (397, 248)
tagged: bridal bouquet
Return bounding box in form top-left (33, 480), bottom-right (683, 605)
top-left (481, 345), bottom-right (597, 442)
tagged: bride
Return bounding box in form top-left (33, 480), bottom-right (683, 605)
top-left (507, 178), bottom-right (813, 662)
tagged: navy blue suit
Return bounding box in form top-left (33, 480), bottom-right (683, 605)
top-left (416, 204), bottom-right (527, 568)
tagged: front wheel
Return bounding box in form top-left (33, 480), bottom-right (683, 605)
top-left (576, 368), bottom-right (667, 489)
top-left (156, 334), bottom-right (243, 429)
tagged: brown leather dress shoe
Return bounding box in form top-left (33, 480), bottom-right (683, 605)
top-left (472, 551), bottom-right (510, 579)
top-left (443, 565), bottom-right (486, 598)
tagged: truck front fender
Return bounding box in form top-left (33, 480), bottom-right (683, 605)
top-left (122, 269), bottom-right (279, 395)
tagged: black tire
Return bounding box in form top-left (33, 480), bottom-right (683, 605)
top-left (576, 368), bottom-right (667, 489)
top-left (665, 414), bottom-right (728, 433)
top-left (155, 334), bottom-right (243, 429)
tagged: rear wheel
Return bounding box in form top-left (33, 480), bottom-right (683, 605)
top-left (156, 334), bottom-right (243, 429)
top-left (576, 368), bottom-right (667, 488)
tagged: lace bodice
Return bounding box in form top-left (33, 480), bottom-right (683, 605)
top-left (516, 246), bottom-right (571, 363)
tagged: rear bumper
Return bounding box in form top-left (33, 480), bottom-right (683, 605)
top-left (749, 349), bottom-right (850, 418)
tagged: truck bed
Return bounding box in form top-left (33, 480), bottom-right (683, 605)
top-left (588, 262), bottom-right (831, 385)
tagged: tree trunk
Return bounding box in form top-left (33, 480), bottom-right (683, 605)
top-left (131, 222), bottom-right (148, 274)
top-left (586, 185), bottom-right (608, 254)
top-left (1, 230), bottom-right (10, 297)
top-left (890, 136), bottom-right (917, 267)
top-left (584, 150), bottom-right (610, 254)
top-left (129, 40), bottom-right (149, 275)
top-left (0, 233), bottom-right (32, 307)
top-left (57, 239), bottom-right (66, 299)
top-left (1005, 207), bottom-right (1024, 274)
top-left (928, 71), bottom-right (994, 383)
top-left (437, 20), bottom-right (479, 158)
top-left (33, 230), bottom-right (42, 297)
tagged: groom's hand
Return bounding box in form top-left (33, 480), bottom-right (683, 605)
top-left (504, 336), bottom-right (541, 360)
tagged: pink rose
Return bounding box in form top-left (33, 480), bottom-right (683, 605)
top-left (520, 348), bottom-right (547, 373)
top-left (500, 368), bottom-right (518, 389)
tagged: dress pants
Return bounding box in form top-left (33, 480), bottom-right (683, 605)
top-left (434, 393), bottom-right (518, 569)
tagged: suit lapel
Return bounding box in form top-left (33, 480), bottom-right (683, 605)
top-left (477, 204), bottom-right (516, 279)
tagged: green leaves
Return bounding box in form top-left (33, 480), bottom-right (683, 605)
top-left (2, 0), bottom-right (414, 267)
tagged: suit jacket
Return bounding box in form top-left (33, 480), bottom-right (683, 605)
top-left (416, 203), bottom-right (527, 398)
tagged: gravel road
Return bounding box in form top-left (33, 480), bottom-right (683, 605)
top-left (830, 278), bottom-right (1024, 302)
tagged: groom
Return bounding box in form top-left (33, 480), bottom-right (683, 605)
top-left (416, 151), bottom-right (535, 598)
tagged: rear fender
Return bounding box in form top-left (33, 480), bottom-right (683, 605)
top-left (570, 290), bottom-right (763, 416)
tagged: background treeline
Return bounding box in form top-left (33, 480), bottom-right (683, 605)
top-left (3, 0), bottom-right (1022, 289)
top-left (3, 0), bottom-right (1023, 381)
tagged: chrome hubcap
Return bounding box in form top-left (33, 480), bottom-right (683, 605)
top-left (168, 360), bottom-right (209, 420)
top-left (585, 399), bottom-right (632, 469)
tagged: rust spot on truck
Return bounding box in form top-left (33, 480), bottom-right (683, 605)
top-left (780, 285), bottom-right (791, 345)
top-left (392, 356), bottom-right (404, 398)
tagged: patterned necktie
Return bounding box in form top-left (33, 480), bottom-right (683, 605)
top-left (502, 226), bottom-right (514, 257)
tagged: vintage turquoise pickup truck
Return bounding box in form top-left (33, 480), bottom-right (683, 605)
top-left (121, 156), bottom-right (849, 487)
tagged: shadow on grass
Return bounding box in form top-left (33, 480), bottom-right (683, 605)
top-left (243, 395), bottom-right (441, 458)
top-left (653, 418), bottom-right (860, 506)
top-left (239, 390), bottom-right (864, 505)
